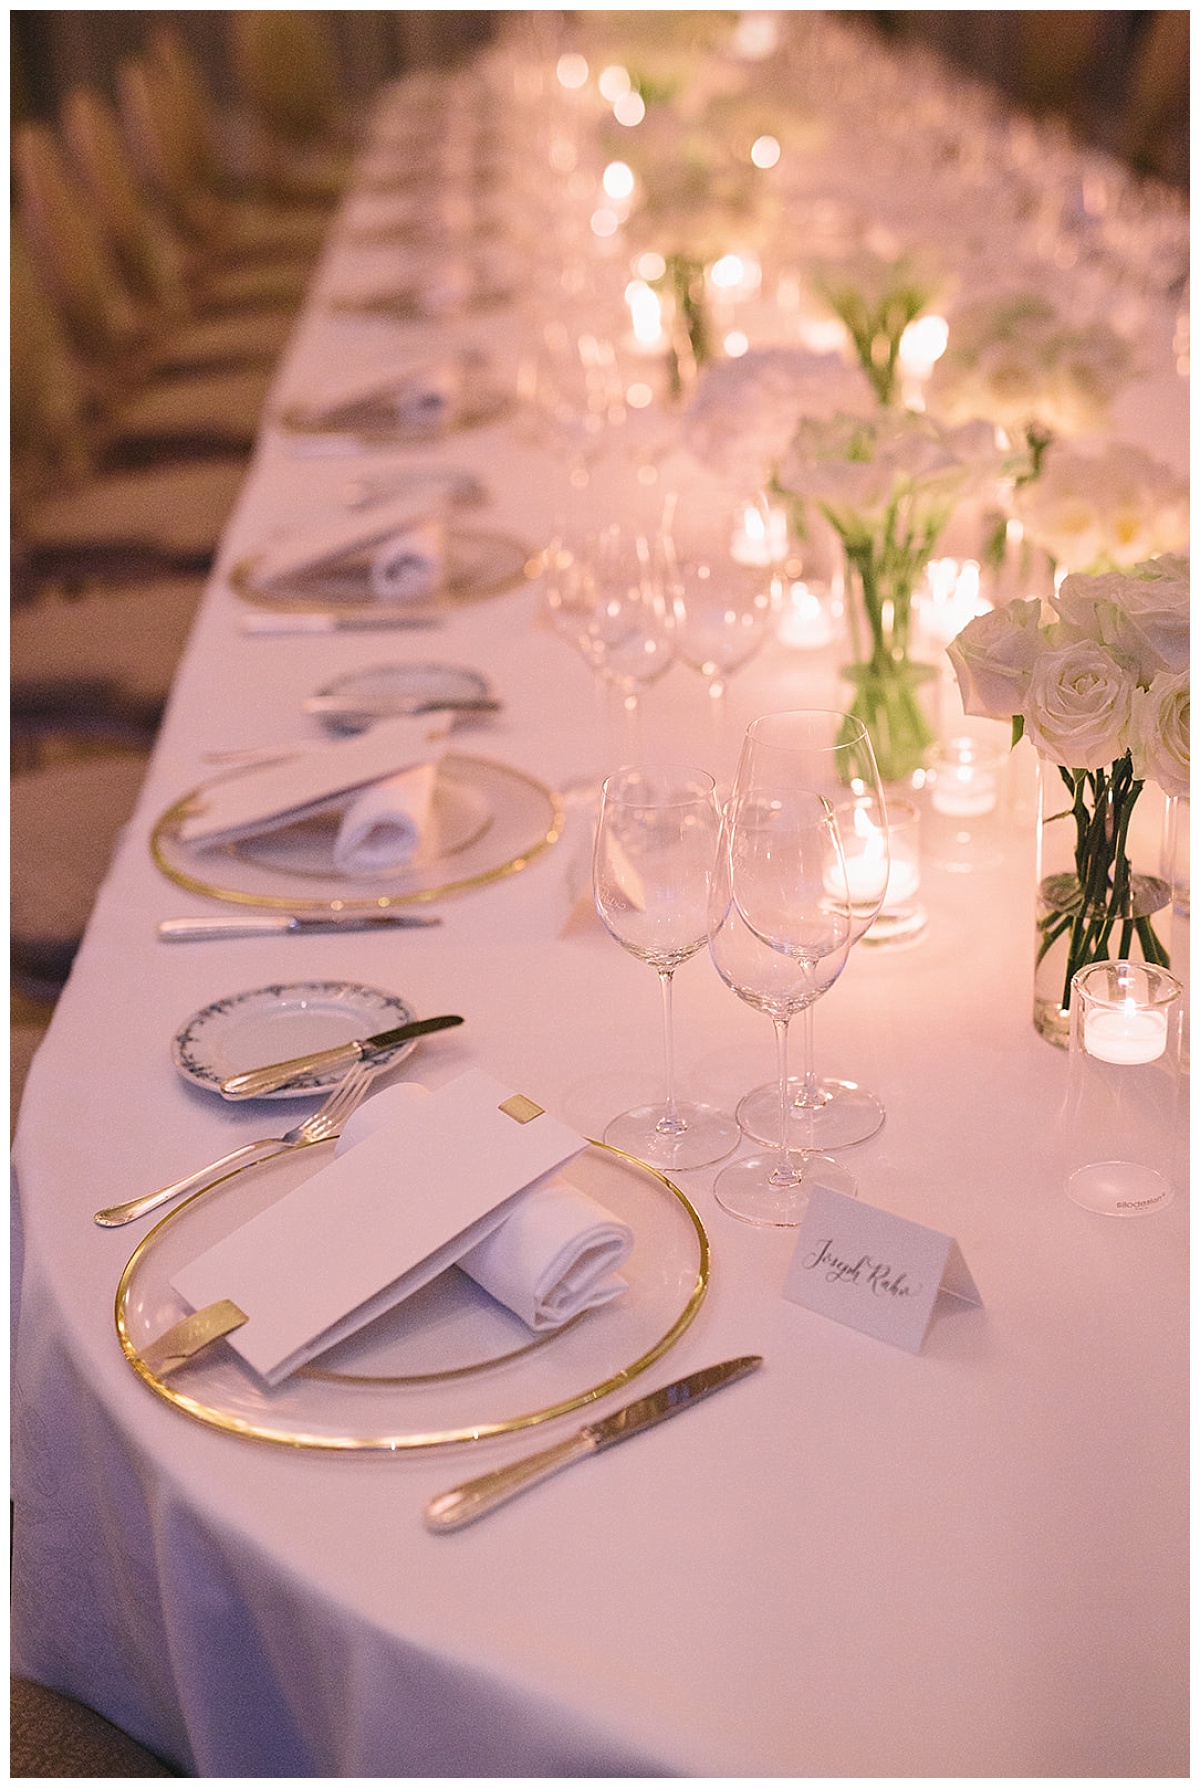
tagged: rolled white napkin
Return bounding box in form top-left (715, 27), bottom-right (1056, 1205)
top-left (250, 494), bottom-right (447, 593)
top-left (369, 521), bottom-right (443, 602)
top-left (337, 1083), bottom-right (633, 1330)
top-left (332, 761), bottom-right (438, 873)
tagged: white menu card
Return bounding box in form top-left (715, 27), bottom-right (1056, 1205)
top-left (171, 1070), bottom-right (586, 1384)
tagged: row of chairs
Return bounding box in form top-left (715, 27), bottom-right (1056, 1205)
top-left (10, 21), bottom-right (355, 1029)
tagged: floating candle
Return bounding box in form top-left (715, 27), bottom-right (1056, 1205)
top-left (1084, 1005), bottom-right (1169, 1066)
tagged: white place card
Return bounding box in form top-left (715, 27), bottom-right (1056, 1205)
top-left (782, 1187), bottom-right (982, 1354)
top-left (171, 1070), bottom-right (586, 1384)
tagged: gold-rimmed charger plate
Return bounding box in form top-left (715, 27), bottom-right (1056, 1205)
top-left (115, 1140), bottom-right (710, 1450)
top-left (230, 526), bottom-right (532, 616)
top-left (150, 753), bottom-right (563, 910)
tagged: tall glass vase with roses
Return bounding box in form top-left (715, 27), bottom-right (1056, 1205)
top-left (776, 411), bottom-right (1007, 786)
top-left (948, 556), bottom-right (1188, 1045)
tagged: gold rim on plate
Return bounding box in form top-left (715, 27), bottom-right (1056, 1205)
top-left (150, 752), bottom-right (564, 911)
top-left (229, 525), bottom-right (532, 615)
top-left (114, 1140), bottom-right (710, 1451)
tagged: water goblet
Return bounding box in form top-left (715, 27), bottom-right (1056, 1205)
top-left (579, 521), bottom-right (676, 761)
top-left (593, 766), bottom-right (740, 1171)
top-left (709, 786), bottom-right (856, 1224)
top-left (732, 710), bottom-right (891, 1151)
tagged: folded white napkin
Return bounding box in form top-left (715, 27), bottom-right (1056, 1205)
top-left (170, 1070), bottom-right (591, 1383)
top-left (295, 360), bottom-right (464, 433)
top-left (250, 494), bottom-right (447, 593)
top-left (178, 714), bottom-right (445, 849)
top-left (337, 1082), bottom-right (633, 1331)
top-left (332, 760), bottom-right (438, 873)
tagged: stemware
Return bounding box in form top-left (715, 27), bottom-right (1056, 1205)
top-left (593, 765), bottom-right (740, 1171)
top-left (661, 482), bottom-right (775, 750)
top-left (732, 711), bottom-right (891, 1151)
top-left (709, 785), bottom-right (856, 1224)
top-left (577, 521), bottom-right (676, 761)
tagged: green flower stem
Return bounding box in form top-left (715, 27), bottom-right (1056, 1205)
top-left (1040, 755), bottom-right (1170, 1014)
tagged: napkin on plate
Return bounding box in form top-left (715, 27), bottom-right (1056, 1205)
top-left (331, 760), bottom-right (439, 873)
top-left (292, 360), bottom-right (464, 434)
top-left (169, 1070), bottom-right (593, 1384)
top-left (337, 1081), bottom-right (633, 1329)
top-left (177, 713), bottom-right (446, 851)
top-left (248, 493), bottom-right (447, 598)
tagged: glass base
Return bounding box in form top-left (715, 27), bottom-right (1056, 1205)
top-left (604, 1102), bottom-right (740, 1172)
top-left (736, 1078), bottom-right (885, 1151)
top-left (859, 904), bottom-right (929, 949)
top-left (1066, 1162), bottom-right (1175, 1218)
top-left (714, 1149), bottom-right (856, 1227)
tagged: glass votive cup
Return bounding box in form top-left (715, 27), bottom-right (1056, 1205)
top-left (1064, 960), bottom-right (1184, 1217)
top-left (922, 735), bottom-right (1006, 872)
top-left (847, 798), bottom-right (927, 949)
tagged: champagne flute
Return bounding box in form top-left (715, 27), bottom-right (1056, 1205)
top-left (733, 710), bottom-right (891, 1150)
top-left (593, 765), bottom-right (740, 1171)
top-left (709, 786), bottom-right (856, 1224)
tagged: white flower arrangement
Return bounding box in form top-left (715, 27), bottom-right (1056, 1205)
top-left (926, 293), bottom-right (1135, 439)
top-left (948, 556), bottom-right (1188, 1023)
top-left (1013, 439), bottom-right (1190, 574)
top-left (683, 349), bottom-right (874, 485)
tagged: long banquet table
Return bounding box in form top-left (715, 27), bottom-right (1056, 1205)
top-left (12, 18), bottom-right (1189, 1778)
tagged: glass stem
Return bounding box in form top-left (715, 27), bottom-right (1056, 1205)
top-left (768, 1014), bottom-right (800, 1186)
top-left (791, 1002), bottom-right (826, 1116)
top-left (656, 967), bottom-right (685, 1136)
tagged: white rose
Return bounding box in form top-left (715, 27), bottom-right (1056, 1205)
top-left (947, 598), bottom-right (1043, 722)
top-left (1129, 670), bottom-right (1189, 797)
top-left (1054, 557), bottom-right (1189, 678)
top-left (1022, 639), bottom-right (1136, 769)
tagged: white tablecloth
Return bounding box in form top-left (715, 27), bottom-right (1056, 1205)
top-left (12, 25), bottom-right (1188, 1778)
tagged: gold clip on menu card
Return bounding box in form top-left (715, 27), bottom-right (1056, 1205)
top-left (168, 1069), bottom-right (586, 1384)
top-left (782, 1187), bottom-right (982, 1354)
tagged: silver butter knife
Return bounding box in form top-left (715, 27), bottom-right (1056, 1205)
top-left (424, 1356), bottom-right (763, 1532)
top-left (158, 914), bottom-right (442, 942)
top-left (302, 694), bottom-right (501, 719)
top-left (219, 1012), bottom-right (464, 1098)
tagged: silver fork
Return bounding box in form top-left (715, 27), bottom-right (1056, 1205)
top-left (93, 1059), bottom-right (379, 1228)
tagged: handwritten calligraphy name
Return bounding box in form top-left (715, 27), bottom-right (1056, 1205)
top-left (801, 1238), bottom-right (922, 1300)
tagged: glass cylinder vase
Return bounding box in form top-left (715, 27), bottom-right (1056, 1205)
top-left (1034, 758), bottom-right (1172, 1048)
top-left (839, 550), bottom-right (938, 787)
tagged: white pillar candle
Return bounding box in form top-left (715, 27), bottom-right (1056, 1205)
top-left (1084, 1005), bottom-right (1169, 1065)
top-left (778, 581), bottom-right (836, 649)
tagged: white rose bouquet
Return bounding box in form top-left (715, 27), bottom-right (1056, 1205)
top-left (777, 409), bottom-right (1008, 780)
top-left (683, 349), bottom-right (874, 487)
top-left (948, 556), bottom-right (1188, 1040)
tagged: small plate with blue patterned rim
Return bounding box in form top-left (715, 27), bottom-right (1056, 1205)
top-left (173, 981), bottom-right (419, 1101)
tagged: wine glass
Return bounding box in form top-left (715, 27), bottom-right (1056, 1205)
top-left (709, 785), bottom-right (856, 1224)
top-left (578, 522), bottom-right (676, 761)
top-left (593, 766), bottom-right (741, 1171)
top-left (661, 482), bottom-right (775, 749)
top-left (732, 710), bottom-right (891, 1151)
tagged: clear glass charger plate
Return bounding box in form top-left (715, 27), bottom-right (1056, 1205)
top-left (229, 526), bottom-right (534, 617)
top-left (151, 752), bottom-right (563, 911)
top-left (115, 1140), bottom-right (710, 1450)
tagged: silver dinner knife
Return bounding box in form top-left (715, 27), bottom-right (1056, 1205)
top-left (302, 694), bottom-right (501, 719)
top-left (240, 613), bottom-right (444, 635)
top-left (158, 914), bottom-right (442, 941)
top-left (424, 1356), bottom-right (763, 1532)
